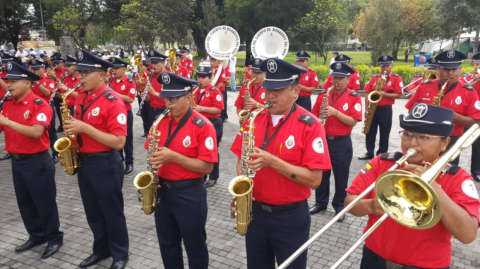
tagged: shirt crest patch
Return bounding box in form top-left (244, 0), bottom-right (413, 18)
top-left (285, 135), bottom-right (295, 149)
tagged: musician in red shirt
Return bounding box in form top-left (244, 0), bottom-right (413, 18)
top-left (210, 56), bottom-right (228, 122)
top-left (180, 46), bottom-right (194, 78)
top-left (234, 58), bottom-right (266, 124)
top-left (145, 50), bottom-right (169, 129)
top-left (0, 54), bottom-right (17, 161)
top-left (464, 52), bottom-right (480, 182)
top-left (294, 51), bottom-right (319, 111)
top-left (346, 103), bottom-right (480, 269)
top-left (56, 56), bottom-right (82, 116)
top-left (136, 60), bottom-right (152, 137)
top-left (322, 54), bottom-right (361, 92)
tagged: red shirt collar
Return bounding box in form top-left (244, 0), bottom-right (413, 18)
top-left (14, 91), bottom-right (35, 105)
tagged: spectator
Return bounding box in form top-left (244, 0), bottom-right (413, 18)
top-left (15, 45), bottom-right (29, 63)
top-left (229, 55), bottom-right (237, 92)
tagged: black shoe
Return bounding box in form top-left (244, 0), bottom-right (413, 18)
top-left (41, 243), bottom-right (62, 259)
top-left (141, 133), bottom-right (147, 137)
top-left (205, 179), bottom-right (217, 188)
top-left (309, 205), bottom-right (327, 215)
top-left (473, 174), bottom-right (480, 183)
top-left (0, 153), bottom-right (11, 161)
top-left (335, 211), bottom-right (346, 222)
top-left (110, 257), bottom-right (128, 269)
top-left (79, 254), bottom-right (111, 268)
top-left (56, 126), bottom-right (63, 133)
top-left (52, 155), bottom-right (59, 164)
top-left (125, 164), bottom-right (133, 175)
top-left (358, 153), bottom-right (373, 160)
top-left (15, 240), bottom-right (46, 253)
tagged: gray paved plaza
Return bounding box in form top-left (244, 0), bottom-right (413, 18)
top-left (1, 92), bottom-right (479, 269)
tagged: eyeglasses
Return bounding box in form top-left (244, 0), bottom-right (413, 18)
top-left (162, 95), bottom-right (188, 104)
top-left (398, 131), bottom-right (445, 144)
top-left (78, 70), bottom-right (100, 77)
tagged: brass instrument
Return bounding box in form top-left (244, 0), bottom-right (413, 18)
top-left (229, 101), bottom-right (273, 235)
top-left (238, 78), bottom-right (256, 125)
top-left (362, 71), bottom-right (386, 135)
top-left (133, 108), bottom-right (170, 215)
top-left (329, 124), bottom-right (480, 268)
top-left (53, 83), bottom-right (83, 175)
top-left (136, 71), bottom-right (155, 116)
top-left (465, 69), bottom-right (480, 86)
top-left (402, 70), bottom-right (439, 97)
top-left (191, 86), bottom-right (200, 108)
top-left (432, 79), bottom-right (450, 106)
top-left (205, 26), bottom-right (240, 85)
top-left (167, 48), bottom-right (178, 75)
top-left (319, 84), bottom-right (337, 124)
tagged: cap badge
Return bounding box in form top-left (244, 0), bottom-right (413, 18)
top-left (412, 103), bottom-right (428, 119)
top-left (267, 59), bottom-right (277, 73)
top-left (162, 73), bottom-right (170, 84)
top-left (339, 55), bottom-right (344, 60)
top-left (6, 62), bottom-right (12, 71)
top-left (431, 58), bottom-right (436, 63)
top-left (112, 57), bottom-right (115, 62)
top-left (447, 50), bottom-right (455, 59)
top-left (150, 51), bottom-right (154, 56)
top-left (335, 62), bottom-right (342, 70)
top-left (300, 51), bottom-right (304, 56)
top-left (254, 59), bottom-right (260, 65)
top-left (383, 55), bottom-right (388, 61)
top-left (199, 65), bottom-right (205, 72)
top-left (77, 50), bottom-right (83, 60)
top-left (31, 59), bottom-right (36, 65)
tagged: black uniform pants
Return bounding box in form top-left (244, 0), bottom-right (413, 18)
top-left (155, 182), bottom-right (209, 269)
top-left (245, 201), bottom-right (310, 269)
top-left (11, 150), bottom-right (63, 245)
top-left (365, 105), bottom-right (392, 156)
top-left (221, 91), bottom-right (228, 121)
top-left (471, 135), bottom-right (480, 177)
top-left (77, 151), bottom-right (129, 261)
top-left (53, 96), bottom-right (62, 127)
top-left (315, 136), bottom-right (353, 212)
top-left (206, 117), bottom-right (223, 181)
top-left (295, 96), bottom-right (312, 112)
top-left (149, 106), bottom-right (167, 131)
top-left (137, 98), bottom-right (151, 135)
top-left (360, 246), bottom-right (449, 269)
top-left (118, 110), bottom-right (134, 165)
top-left (49, 104), bottom-right (58, 157)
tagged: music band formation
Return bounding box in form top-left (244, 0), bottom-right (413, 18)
top-left (0, 25), bottom-right (480, 269)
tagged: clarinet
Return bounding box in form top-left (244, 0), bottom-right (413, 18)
top-left (49, 72), bottom-right (68, 105)
top-left (0, 91), bottom-right (12, 111)
top-left (136, 71), bottom-right (155, 116)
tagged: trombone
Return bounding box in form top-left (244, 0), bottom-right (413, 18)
top-left (464, 69), bottom-right (480, 86)
top-left (279, 123), bottom-right (480, 269)
top-left (402, 70), bottom-right (439, 97)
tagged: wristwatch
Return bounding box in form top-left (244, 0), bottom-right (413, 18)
top-left (302, 86), bottom-right (305, 91)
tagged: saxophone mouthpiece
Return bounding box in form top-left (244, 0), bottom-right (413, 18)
top-left (265, 101), bottom-right (273, 109)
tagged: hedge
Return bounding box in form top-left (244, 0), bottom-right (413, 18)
top-left (229, 66), bottom-right (475, 90)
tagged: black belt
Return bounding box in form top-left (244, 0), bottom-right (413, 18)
top-left (208, 117), bottom-right (222, 121)
top-left (257, 200), bottom-right (305, 213)
top-left (297, 96), bottom-right (309, 99)
top-left (364, 246), bottom-right (449, 269)
top-left (78, 150), bottom-right (114, 160)
top-left (160, 177), bottom-right (202, 189)
top-left (326, 134), bottom-right (350, 141)
top-left (11, 150), bottom-right (47, 160)
top-left (377, 105), bottom-right (392, 108)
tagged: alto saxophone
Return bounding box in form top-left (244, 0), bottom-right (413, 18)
top-left (53, 83), bottom-right (83, 175)
top-left (191, 86), bottom-right (199, 108)
top-left (238, 78), bottom-right (256, 125)
top-left (362, 71), bottom-right (387, 135)
top-left (319, 83), bottom-right (337, 124)
top-left (133, 108), bottom-right (170, 215)
top-left (228, 101), bottom-right (273, 235)
top-left (433, 79), bottom-right (450, 106)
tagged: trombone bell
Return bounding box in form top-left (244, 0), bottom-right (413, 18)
top-left (375, 170), bottom-right (441, 229)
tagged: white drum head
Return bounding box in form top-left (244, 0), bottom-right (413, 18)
top-left (251, 27), bottom-right (289, 60)
top-left (205, 25), bottom-right (240, 60)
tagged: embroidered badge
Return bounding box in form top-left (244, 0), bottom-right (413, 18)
top-left (92, 107), bottom-right (100, 116)
top-left (117, 113), bottom-right (127, 124)
top-left (312, 138), bottom-right (324, 154)
top-left (286, 135), bottom-right (295, 149)
top-left (183, 136), bottom-right (191, 147)
top-left (205, 137), bottom-right (214, 150)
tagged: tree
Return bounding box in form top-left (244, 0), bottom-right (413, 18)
top-left (0, 0), bottom-right (35, 50)
top-left (289, 0), bottom-right (348, 65)
top-left (225, 0), bottom-right (314, 66)
top-left (190, 0), bottom-right (225, 58)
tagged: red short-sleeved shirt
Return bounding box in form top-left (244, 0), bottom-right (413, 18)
top-left (144, 109), bottom-right (218, 180)
top-left (364, 72), bottom-right (403, 106)
top-left (149, 72), bottom-right (167, 108)
top-left (73, 85), bottom-right (127, 153)
top-left (405, 79), bottom-right (480, 137)
top-left (195, 85), bottom-right (224, 118)
top-left (180, 58), bottom-right (194, 72)
top-left (298, 67), bottom-right (320, 97)
top-left (322, 72), bottom-right (361, 91)
top-left (346, 154), bottom-right (480, 268)
top-left (312, 89), bottom-right (363, 136)
top-left (176, 66), bottom-right (192, 79)
top-left (244, 66), bottom-right (252, 81)
top-left (55, 67), bottom-right (66, 80)
top-left (405, 75), bottom-right (423, 94)
top-left (109, 75), bottom-right (137, 110)
top-left (32, 73), bottom-right (55, 103)
top-left (214, 68), bottom-right (227, 92)
top-left (234, 82), bottom-right (266, 112)
top-left (230, 105), bottom-right (332, 205)
top-left (0, 91), bottom-right (52, 154)
top-left (63, 75), bottom-right (82, 106)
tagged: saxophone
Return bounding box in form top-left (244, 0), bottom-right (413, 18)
top-left (228, 101), bottom-right (273, 235)
top-left (362, 71), bottom-right (387, 135)
top-left (319, 83), bottom-right (337, 124)
top-left (53, 83), bottom-right (83, 175)
top-left (133, 108), bottom-right (170, 215)
top-left (238, 78), bottom-right (256, 125)
top-left (191, 86), bottom-right (200, 108)
top-left (433, 79), bottom-right (450, 106)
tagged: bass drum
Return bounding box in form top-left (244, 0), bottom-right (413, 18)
top-left (251, 26), bottom-right (289, 60)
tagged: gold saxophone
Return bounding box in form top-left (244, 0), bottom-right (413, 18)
top-left (229, 101), bottom-right (273, 235)
top-left (191, 87), bottom-right (199, 108)
top-left (362, 71), bottom-right (387, 135)
top-left (433, 79), bottom-right (450, 106)
top-left (319, 83), bottom-right (337, 124)
top-left (238, 78), bottom-right (256, 125)
top-left (53, 83), bottom-right (82, 175)
top-left (133, 108), bottom-right (170, 215)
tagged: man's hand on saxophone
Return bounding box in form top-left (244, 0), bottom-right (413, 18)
top-left (63, 118), bottom-right (90, 135)
top-left (149, 147), bottom-right (176, 169)
top-left (245, 98), bottom-right (260, 110)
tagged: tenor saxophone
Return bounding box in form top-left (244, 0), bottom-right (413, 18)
top-left (53, 83), bottom-right (82, 175)
top-left (228, 101), bottom-right (273, 236)
top-left (133, 108), bottom-right (170, 215)
top-left (319, 84), bottom-right (337, 124)
top-left (238, 78), bottom-right (256, 125)
top-left (362, 71), bottom-right (387, 135)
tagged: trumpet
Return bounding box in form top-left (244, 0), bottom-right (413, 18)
top-left (402, 70), bottom-right (439, 97)
top-left (319, 84), bottom-right (337, 124)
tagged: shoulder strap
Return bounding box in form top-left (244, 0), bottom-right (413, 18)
top-left (298, 113), bottom-right (316, 126)
top-left (33, 98), bottom-right (43, 105)
top-left (192, 116), bottom-right (207, 127)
